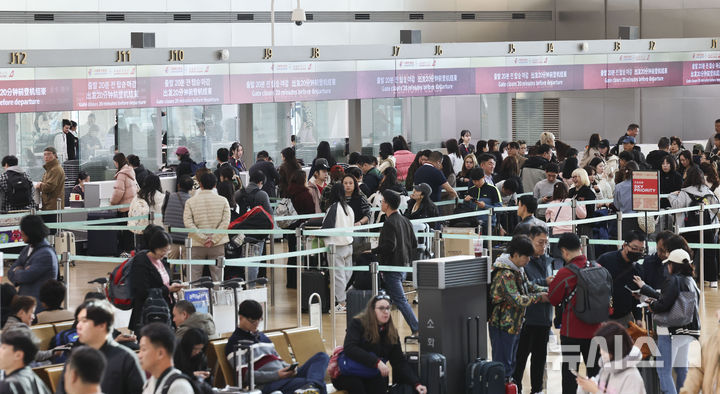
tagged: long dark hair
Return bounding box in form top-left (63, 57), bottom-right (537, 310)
top-left (441, 155), bottom-right (454, 178)
top-left (281, 147), bottom-right (300, 168)
top-left (586, 133), bottom-right (601, 151)
top-left (499, 156), bottom-right (520, 178)
top-left (330, 182), bottom-right (350, 216)
top-left (661, 155), bottom-right (676, 173)
top-left (113, 152), bottom-right (127, 172)
top-left (552, 182), bottom-right (569, 201)
top-left (379, 142), bottom-right (393, 160)
top-left (683, 165), bottom-right (705, 189)
top-left (679, 150), bottom-right (693, 168)
top-left (392, 135), bottom-right (409, 152)
top-left (476, 140), bottom-right (487, 153)
top-left (217, 180), bottom-right (236, 209)
top-left (138, 174), bottom-right (162, 207)
top-left (173, 328), bottom-right (209, 377)
top-left (316, 141), bottom-right (332, 161)
top-left (342, 174), bottom-right (360, 198)
top-left (379, 167), bottom-right (399, 192)
top-left (357, 294), bottom-right (399, 345)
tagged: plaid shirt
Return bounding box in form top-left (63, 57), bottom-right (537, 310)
top-left (0, 169), bottom-right (38, 213)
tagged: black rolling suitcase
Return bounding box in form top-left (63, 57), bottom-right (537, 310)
top-left (420, 352), bottom-right (447, 394)
top-left (345, 288), bottom-right (373, 325)
top-left (466, 316), bottom-right (504, 394)
top-left (87, 210), bottom-right (119, 256)
top-left (301, 269), bottom-right (330, 313)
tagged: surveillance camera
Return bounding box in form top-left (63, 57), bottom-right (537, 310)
top-left (291, 8), bottom-right (306, 26)
top-left (219, 49), bottom-right (230, 61)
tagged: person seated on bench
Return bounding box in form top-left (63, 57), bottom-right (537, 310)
top-left (0, 327), bottom-right (52, 394)
top-left (36, 279), bottom-right (75, 324)
top-left (332, 292), bottom-right (428, 394)
top-left (173, 300), bottom-right (216, 340)
top-left (226, 300), bottom-right (329, 394)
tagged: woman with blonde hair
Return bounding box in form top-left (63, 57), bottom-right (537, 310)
top-left (332, 292), bottom-right (427, 394)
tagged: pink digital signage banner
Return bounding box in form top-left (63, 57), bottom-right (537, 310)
top-left (4, 55), bottom-right (720, 113)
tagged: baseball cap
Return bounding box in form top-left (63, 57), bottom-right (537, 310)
top-left (175, 146), bottom-right (189, 156)
top-left (622, 136), bottom-right (636, 145)
top-left (599, 139), bottom-right (610, 149)
top-left (315, 158), bottom-right (330, 171)
top-left (663, 249), bottom-right (692, 265)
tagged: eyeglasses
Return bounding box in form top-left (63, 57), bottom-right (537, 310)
top-left (375, 306), bottom-right (391, 312)
top-left (244, 317), bottom-right (262, 325)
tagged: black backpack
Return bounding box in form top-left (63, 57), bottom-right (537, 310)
top-left (563, 262), bottom-right (613, 324)
top-left (6, 171), bottom-right (32, 209)
top-left (141, 288), bottom-right (171, 327)
top-left (159, 371), bottom-right (213, 394)
top-left (235, 187), bottom-right (261, 214)
top-left (684, 193), bottom-right (717, 229)
top-left (448, 201), bottom-right (480, 228)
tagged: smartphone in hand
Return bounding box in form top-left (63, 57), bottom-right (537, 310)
top-left (287, 362), bottom-right (299, 371)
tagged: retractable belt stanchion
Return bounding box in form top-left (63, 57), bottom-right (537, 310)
top-left (61, 251), bottom-right (70, 309)
top-left (243, 242), bottom-right (251, 283)
top-left (433, 230), bottom-right (442, 258)
top-left (217, 256), bottom-right (225, 283)
top-left (327, 244), bottom-right (337, 349)
top-left (184, 238), bottom-right (193, 283)
top-left (581, 235), bottom-right (588, 257)
top-left (371, 261), bottom-right (379, 296)
top-left (616, 211), bottom-right (623, 249)
top-left (56, 198), bottom-right (62, 226)
top-left (487, 208), bottom-right (494, 254)
top-left (700, 204), bottom-right (705, 292)
top-left (295, 227), bottom-right (303, 327)
top-left (571, 199), bottom-right (577, 234)
top-left (269, 234), bottom-right (275, 307)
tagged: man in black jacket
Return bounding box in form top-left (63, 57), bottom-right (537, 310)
top-left (639, 231), bottom-right (673, 292)
top-left (596, 230), bottom-right (645, 328)
top-left (373, 190), bottom-right (419, 334)
top-left (249, 150), bottom-right (280, 197)
top-left (56, 300), bottom-right (145, 394)
top-left (645, 137), bottom-right (671, 171)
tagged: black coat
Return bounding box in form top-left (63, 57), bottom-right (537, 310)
top-left (56, 340), bottom-right (145, 394)
top-left (641, 273), bottom-right (701, 338)
top-left (596, 250), bottom-right (642, 320)
top-left (569, 185), bottom-right (596, 218)
top-left (340, 318), bottom-right (419, 387)
top-left (249, 160), bottom-right (280, 197)
top-left (128, 251), bottom-right (172, 332)
top-left (372, 211), bottom-right (417, 267)
top-left (177, 156), bottom-right (196, 180)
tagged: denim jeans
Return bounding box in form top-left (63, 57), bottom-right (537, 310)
top-left (489, 326), bottom-right (520, 379)
top-left (657, 334), bottom-right (694, 394)
top-left (381, 271), bottom-right (419, 333)
top-left (261, 352), bottom-right (330, 394)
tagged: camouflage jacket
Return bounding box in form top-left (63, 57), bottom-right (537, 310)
top-left (489, 254), bottom-right (547, 335)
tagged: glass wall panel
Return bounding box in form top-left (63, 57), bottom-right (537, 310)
top-left (77, 110), bottom-right (117, 181)
top-left (252, 102), bottom-right (292, 162)
top-left (0, 114), bottom-right (8, 160)
top-left (166, 105), bottom-right (238, 169)
top-left (117, 108), bottom-right (162, 173)
top-left (292, 100), bottom-right (348, 165)
top-left (361, 98), bottom-right (403, 155)
top-left (15, 111), bottom-right (74, 181)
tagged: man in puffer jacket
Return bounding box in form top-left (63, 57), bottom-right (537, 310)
top-left (172, 300), bottom-right (216, 340)
top-left (489, 235), bottom-right (548, 381)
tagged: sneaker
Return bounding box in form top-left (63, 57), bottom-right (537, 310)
top-left (293, 383), bottom-right (320, 394)
top-left (711, 281), bottom-right (718, 288)
top-left (334, 304), bottom-right (346, 313)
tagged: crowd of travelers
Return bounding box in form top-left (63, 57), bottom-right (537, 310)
top-left (4, 121), bottom-right (720, 393)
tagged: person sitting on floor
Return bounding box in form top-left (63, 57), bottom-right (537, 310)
top-left (226, 300), bottom-right (329, 394)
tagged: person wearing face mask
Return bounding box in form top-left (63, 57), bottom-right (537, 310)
top-left (128, 226), bottom-right (185, 334)
top-left (488, 235), bottom-right (549, 382)
top-left (596, 230), bottom-right (646, 328)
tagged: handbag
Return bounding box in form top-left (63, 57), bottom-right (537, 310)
top-left (638, 215), bottom-right (657, 234)
top-left (337, 351), bottom-right (383, 378)
top-left (275, 198), bottom-right (298, 228)
top-left (653, 276), bottom-right (698, 327)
